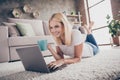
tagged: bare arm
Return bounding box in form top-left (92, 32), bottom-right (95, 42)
top-left (48, 43), bottom-right (83, 68)
top-left (63, 43), bottom-right (83, 64)
top-left (47, 44), bottom-right (64, 60)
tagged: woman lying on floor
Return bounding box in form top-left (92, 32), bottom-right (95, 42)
top-left (47, 12), bottom-right (99, 69)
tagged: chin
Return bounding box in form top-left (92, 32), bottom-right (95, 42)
top-left (54, 34), bottom-right (61, 37)
top-left (55, 35), bottom-right (60, 38)
top-left (52, 33), bottom-right (61, 37)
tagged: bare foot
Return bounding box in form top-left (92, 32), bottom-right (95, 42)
top-left (83, 21), bottom-right (94, 34)
top-left (89, 21), bottom-right (94, 31)
top-left (83, 24), bottom-right (90, 34)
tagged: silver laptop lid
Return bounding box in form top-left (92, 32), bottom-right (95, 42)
top-left (16, 46), bottom-right (50, 73)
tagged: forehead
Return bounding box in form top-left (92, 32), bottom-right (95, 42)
top-left (49, 19), bottom-right (61, 27)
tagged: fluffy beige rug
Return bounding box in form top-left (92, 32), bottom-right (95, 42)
top-left (0, 47), bottom-right (120, 80)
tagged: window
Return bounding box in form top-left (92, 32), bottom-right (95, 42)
top-left (87, 0), bottom-right (113, 45)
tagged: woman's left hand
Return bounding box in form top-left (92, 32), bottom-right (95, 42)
top-left (48, 59), bottom-right (64, 70)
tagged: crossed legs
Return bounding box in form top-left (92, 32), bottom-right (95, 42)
top-left (83, 21), bottom-right (99, 55)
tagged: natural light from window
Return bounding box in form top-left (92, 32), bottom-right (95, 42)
top-left (88, 0), bottom-right (113, 45)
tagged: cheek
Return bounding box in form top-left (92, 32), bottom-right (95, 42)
top-left (57, 28), bottom-right (63, 33)
top-left (50, 29), bottom-right (54, 34)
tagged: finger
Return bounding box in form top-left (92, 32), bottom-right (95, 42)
top-left (50, 64), bottom-right (56, 69)
top-left (47, 63), bottom-right (53, 68)
top-left (47, 61), bottom-right (55, 67)
top-left (52, 65), bottom-right (59, 70)
top-left (48, 63), bottom-right (56, 69)
top-left (49, 65), bottom-right (56, 70)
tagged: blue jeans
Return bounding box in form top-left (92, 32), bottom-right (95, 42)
top-left (85, 34), bottom-right (99, 55)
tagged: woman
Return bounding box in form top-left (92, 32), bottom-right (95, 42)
top-left (47, 12), bottom-right (99, 69)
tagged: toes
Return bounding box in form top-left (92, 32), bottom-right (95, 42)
top-left (89, 21), bottom-right (94, 29)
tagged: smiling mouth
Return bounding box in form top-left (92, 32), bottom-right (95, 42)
top-left (53, 32), bottom-right (60, 36)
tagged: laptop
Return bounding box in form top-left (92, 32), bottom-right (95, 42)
top-left (16, 46), bottom-right (66, 73)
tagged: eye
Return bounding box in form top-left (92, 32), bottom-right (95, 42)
top-left (49, 26), bottom-right (53, 29)
top-left (55, 25), bottom-right (59, 28)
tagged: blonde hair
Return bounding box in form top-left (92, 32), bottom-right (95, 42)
top-left (49, 13), bottom-right (72, 45)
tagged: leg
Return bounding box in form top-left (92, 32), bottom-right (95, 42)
top-left (85, 34), bottom-right (98, 48)
top-left (86, 42), bottom-right (99, 55)
top-left (83, 21), bottom-right (99, 55)
top-left (83, 21), bottom-right (94, 34)
top-left (83, 21), bottom-right (98, 47)
top-left (85, 34), bottom-right (99, 55)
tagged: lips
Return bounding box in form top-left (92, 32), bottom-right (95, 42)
top-left (53, 32), bottom-right (60, 37)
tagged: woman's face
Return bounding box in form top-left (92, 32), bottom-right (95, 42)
top-left (49, 19), bottom-right (64, 38)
